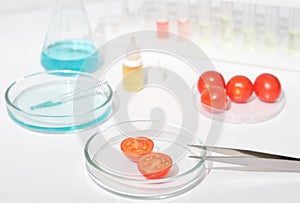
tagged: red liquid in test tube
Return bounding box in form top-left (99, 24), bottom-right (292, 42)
top-left (156, 20), bottom-right (169, 38)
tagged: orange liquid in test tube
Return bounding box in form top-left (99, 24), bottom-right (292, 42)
top-left (177, 20), bottom-right (191, 38)
top-left (156, 0), bottom-right (169, 38)
top-left (176, 0), bottom-right (191, 39)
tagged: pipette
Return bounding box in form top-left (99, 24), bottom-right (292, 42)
top-left (30, 81), bottom-right (109, 111)
top-left (156, 0), bottom-right (169, 38)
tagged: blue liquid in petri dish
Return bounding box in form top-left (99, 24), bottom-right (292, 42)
top-left (41, 40), bottom-right (100, 72)
top-left (8, 81), bottom-right (111, 133)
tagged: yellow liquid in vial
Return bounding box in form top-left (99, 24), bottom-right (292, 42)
top-left (221, 16), bottom-right (233, 48)
top-left (199, 22), bottom-right (212, 44)
top-left (288, 30), bottom-right (300, 57)
top-left (122, 64), bottom-right (144, 92)
top-left (242, 28), bottom-right (256, 51)
top-left (265, 33), bottom-right (278, 53)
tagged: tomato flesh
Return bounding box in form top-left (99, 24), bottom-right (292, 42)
top-left (137, 153), bottom-right (172, 179)
top-left (254, 73), bottom-right (281, 102)
top-left (226, 75), bottom-right (253, 103)
top-left (201, 86), bottom-right (228, 110)
top-left (120, 137), bottom-right (154, 162)
top-left (197, 71), bottom-right (226, 94)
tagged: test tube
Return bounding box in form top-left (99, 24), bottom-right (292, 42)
top-left (264, 5), bottom-right (279, 52)
top-left (177, 0), bottom-right (191, 38)
top-left (156, 0), bottom-right (169, 38)
top-left (288, 8), bottom-right (300, 57)
top-left (121, 0), bottom-right (140, 32)
top-left (220, 1), bottom-right (234, 48)
top-left (198, 0), bottom-right (212, 44)
top-left (242, 4), bottom-right (256, 51)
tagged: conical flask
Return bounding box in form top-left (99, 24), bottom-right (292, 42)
top-left (41, 0), bottom-right (100, 72)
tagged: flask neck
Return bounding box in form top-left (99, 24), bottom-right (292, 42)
top-left (54, 0), bottom-right (85, 10)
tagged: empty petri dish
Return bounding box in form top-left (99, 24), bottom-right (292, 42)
top-left (5, 70), bottom-right (112, 133)
top-left (84, 120), bottom-right (207, 200)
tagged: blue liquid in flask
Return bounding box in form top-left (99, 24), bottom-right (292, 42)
top-left (41, 40), bottom-right (100, 72)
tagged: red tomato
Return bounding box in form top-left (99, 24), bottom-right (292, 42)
top-left (120, 137), bottom-right (154, 162)
top-left (201, 86), bottom-right (228, 110)
top-left (226, 75), bottom-right (253, 103)
top-left (137, 153), bottom-right (172, 180)
top-left (197, 71), bottom-right (226, 93)
top-left (254, 73), bottom-right (281, 102)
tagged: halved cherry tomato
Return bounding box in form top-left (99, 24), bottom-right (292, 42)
top-left (201, 86), bottom-right (228, 110)
top-left (226, 75), bottom-right (253, 103)
top-left (120, 137), bottom-right (154, 162)
top-left (254, 73), bottom-right (281, 102)
top-left (197, 71), bottom-right (226, 94)
top-left (137, 152), bottom-right (172, 180)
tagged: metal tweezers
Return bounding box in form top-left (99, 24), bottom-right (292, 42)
top-left (189, 145), bottom-right (300, 172)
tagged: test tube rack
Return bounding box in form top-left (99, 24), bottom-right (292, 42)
top-left (93, 0), bottom-right (300, 72)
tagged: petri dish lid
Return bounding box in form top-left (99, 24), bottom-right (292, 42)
top-left (84, 120), bottom-right (208, 199)
top-left (5, 70), bottom-right (112, 133)
top-left (193, 85), bottom-right (286, 124)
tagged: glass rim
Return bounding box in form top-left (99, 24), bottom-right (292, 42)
top-left (5, 70), bottom-right (113, 118)
top-left (84, 120), bottom-right (206, 184)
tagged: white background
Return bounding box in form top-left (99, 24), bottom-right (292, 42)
top-left (0, 0), bottom-right (300, 202)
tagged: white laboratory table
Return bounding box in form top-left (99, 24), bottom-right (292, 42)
top-left (1, 6), bottom-right (300, 203)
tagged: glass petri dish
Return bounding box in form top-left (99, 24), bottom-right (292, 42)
top-left (193, 85), bottom-right (286, 123)
top-left (5, 70), bottom-right (112, 133)
top-left (85, 120), bottom-right (207, 200)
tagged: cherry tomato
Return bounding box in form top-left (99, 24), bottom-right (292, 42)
top-left (137, 152), bottom-right (172, 180)
top-left (226, 75), bottom-right (253, 103)
top-left (201, 86), bottom-right (228, 110)
top-left (120, 137), bottom-right (154, 162)
top-left (254, 73), bottom-right (281, 102)
top-left (197, 71), bottom-right (226, 93)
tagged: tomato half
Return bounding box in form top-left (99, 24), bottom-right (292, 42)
top-left (137, 152), bottom-right (172, 180)
top-left (201, 86), bottom-right (228, 110)
top-left (197, 71), bottom-right (226, 94)
top-left (226, 75), bottom-right (253, 103)
top-left (120, 137), bottom-right (154, 162)
top-left (254, 73), bottom-right (281, 102)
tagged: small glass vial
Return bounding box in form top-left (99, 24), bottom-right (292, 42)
top-left (242, 4), bottom-right (256, 51)
top-left (156, 0), bottom-right (169, 38)
top-left (41, 0), bottom-right (99, 72)
top-left (288, 8), bottom-right (300, 57)
top-left (220, 1), bottom-right (234, 48)
top-left (198, 0), bottom-right (212, 44)
top-left (177, 0), bottom-right (191, 39)
top-left (264, 6), bottom-right (279, 53)
top-left (122, 37), bottom-right (144, 92)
